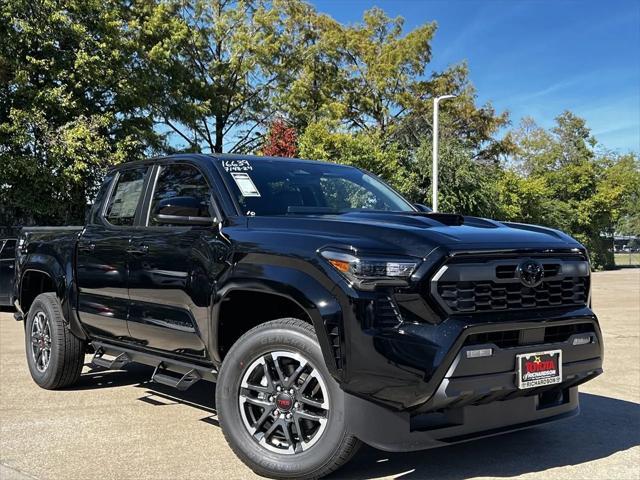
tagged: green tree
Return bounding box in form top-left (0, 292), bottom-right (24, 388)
top-left (336, 7), bottom-right (436, 134)
top-left (393, 62), bottom-right (512, 163)
top-left (147, 0), bottom-right (303, 154)
top-left (413, 138), bottom-right (503, 217)
top-left (274, 1), bottom-right (346, 132)
top-left (297, 120), bottom-right (418, 198)
top-left (496, 171), bottom-right (561, 226)
top-left (504, 113), bottom-right (640, 268)
top-left (278, 7), bottom-right (511, 163)
top-left (617, 214), bottom-right (640, 237)
top-left (0, 0), bottom-right (165, 225)
top-left (503, 117), bottom-right (555, 175)
top-left (596, 152), bottom-right (640, 247)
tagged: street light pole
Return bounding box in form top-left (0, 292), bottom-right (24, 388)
top-left (432, 94), bottom-right (456, 212)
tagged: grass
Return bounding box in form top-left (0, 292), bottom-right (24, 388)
top-left (614, 253), bottom-right (640, 267)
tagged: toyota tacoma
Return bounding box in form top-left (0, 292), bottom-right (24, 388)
top-left (13, 154), bottom-right (603, 479)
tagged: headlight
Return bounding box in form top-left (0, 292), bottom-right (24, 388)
top-left (320, 249), bottom-right (419, 289)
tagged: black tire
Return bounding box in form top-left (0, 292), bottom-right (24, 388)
top-left (25, 292), bottom-right (85, 389)
top-left (216, 318), bottom-right (360, 479)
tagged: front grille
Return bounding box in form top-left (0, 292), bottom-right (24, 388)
top-left (438, 277), bottom-right (588, 313)
top-left (431, 256), bottom-right (590, 314)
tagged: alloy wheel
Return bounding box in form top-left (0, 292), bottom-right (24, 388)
top-left (238, 350), bottom-right (330, 455)
top-left (30, 311), bottom-right (52, 373)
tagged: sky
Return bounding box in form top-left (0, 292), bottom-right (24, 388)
top-left (311, 0), bottom-right (640, 153)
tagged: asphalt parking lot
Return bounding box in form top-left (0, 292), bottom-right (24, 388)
top-left (1, 269), bottom-right (639, 480)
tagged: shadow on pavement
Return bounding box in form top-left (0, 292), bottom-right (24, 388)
top-left (71, 366), bottom-right (640, 479)
top-left (70, 362), bottom-right (153, 390)
top-left (332, 393), bottom-right (640, 479)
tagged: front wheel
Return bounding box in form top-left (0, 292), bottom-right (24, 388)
top-left (216, 318), bottom-right (360, 479)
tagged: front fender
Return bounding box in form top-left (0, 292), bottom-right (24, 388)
top-left (213, 254), bottom-right (343, 379)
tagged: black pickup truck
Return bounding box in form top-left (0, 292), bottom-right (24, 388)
top-left (13, 154), bottom-right (603, 479)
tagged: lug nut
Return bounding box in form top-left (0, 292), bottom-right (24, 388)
top-left (276, 386), bottom-right (281, 392)
top-left (289, 389), bottom-right (294, 395)
top-left (274, 410), bottom-right (280, 417)
top-left (286, 413), bottom-right (292, 419)
top-left (269, 396), bottom-right (274, 402)
top-left (294, 402), bottom-right (300, 409)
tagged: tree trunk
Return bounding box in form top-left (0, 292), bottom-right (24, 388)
top-left (215, 116), bottom-right (224, 153)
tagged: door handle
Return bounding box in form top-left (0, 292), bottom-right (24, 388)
top-left (79, 243), bottom-right (95, 252)
top-left (126, 244), bottom-right (149, 255)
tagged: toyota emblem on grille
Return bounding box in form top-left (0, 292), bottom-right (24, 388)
top-left (517, 260), bottom-right (544, 287)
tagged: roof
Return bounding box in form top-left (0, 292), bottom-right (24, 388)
top-left (198, 153), bottom-right (339, 167)
top-left (108, 153), bottom-right (341, 172)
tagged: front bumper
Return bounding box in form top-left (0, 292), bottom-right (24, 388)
top-left (346, 386), bottom-right (583, 452)
top-left (422, 323), bottom-right (601, 411)
top-left (339, 310), bottom-right (603, 451)
top-left (339, 298), bottom-right (603, 405)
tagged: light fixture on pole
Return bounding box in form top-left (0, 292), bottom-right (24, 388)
top-left (432, 94), bottom-right (456, 212)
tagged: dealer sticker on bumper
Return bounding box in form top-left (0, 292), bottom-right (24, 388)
top-left (516, 349), bottom-right (562, 389)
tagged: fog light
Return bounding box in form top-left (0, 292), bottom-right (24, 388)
top-left (572, 335), bottom-right (593, 346)
top-left (466, 348), bottom-right (493, 359)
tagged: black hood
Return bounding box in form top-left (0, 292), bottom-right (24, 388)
top-left (242, 212), bottom-right (583, 259)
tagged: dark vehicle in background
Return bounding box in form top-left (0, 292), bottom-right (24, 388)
top-left (13, 154), bottom-right (603, 479)
top-left (0, 238), bottom-right (17, 306)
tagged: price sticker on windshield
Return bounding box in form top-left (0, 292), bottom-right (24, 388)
top-left (231, 172), bottom-right (261, 197)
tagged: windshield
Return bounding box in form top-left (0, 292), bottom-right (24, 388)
top-left (219, 158), bottom-right (414, 216)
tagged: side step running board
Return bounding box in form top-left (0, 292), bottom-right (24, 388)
top-left (90, 340), bottom-right (217, 385)
top-left (152, 363), bottom-right (201, 391)
top-left (92, 350), bottom-right (130, 370)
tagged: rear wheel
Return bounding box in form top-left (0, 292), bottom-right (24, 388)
top-left (25, 293), bottom-right (85, 389)
top-left (216, 318), bottom-right (360, 479)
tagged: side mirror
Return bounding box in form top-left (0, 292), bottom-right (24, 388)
top-left (152, 196), bottom-right (214, 226)
top-left (414, 203), bottom-right (433, 212)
